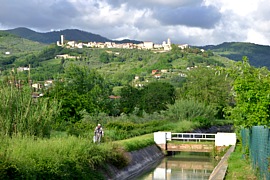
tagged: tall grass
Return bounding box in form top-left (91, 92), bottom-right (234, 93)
top-left (226, 144), bottom-right (257, 179)
top-left (0, 136), bottom-right (129, 179)
top-left (104, 119), bottom-right (197, 141)
top-left (0, 81), bottom-right (59, 137)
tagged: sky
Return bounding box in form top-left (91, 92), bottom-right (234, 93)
top-left (0, 0), bottom-right (270, 46)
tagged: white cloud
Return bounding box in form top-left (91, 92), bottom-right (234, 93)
top-left (202, 0), bottom-right (270, 45)
top-left (205, 0), bottom-right (259, 16)
top-left (0, 0), bottom-right (270, 46)
top-left (246, 29), bottom-right (270, 45)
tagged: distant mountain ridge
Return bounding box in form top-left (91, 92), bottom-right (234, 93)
top-left (3, 27), bottom-right (270, 68)
top-left (201, 42), bottom-right (270, 68)
top-left (5, 27), bottom-right (142, 44)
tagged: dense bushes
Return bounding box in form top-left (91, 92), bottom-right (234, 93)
top-left (188, 56), bottom-right (225, 67)
top-left (0, 159), bottom-right (21, 180)
top-left (62, 112), bottom-right (197, 141)
top-left (105, 120), bottom-right (170, 140)
top-left (166, 99), bottom-right (216, 122)
top-left (119, 82), bottom-right (176, 115)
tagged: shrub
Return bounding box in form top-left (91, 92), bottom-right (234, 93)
top-left (66, 120), bottom-right (95, 138)
top-left (166, 99), bottom-right (216, 121)
top-left (0, 160), bottom-right (21, 180)
top-left (192, 116), bottom-right (212, 128)
top-left (106, 121), bottom-right (136, 131)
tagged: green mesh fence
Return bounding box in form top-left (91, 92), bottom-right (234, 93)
top-left (241, 126), bottom-right (270, 180)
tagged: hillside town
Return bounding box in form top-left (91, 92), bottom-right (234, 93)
top-left (11, 36), bottom-right (195, 96)
top-left (56, 35), bottom-right (189, 51)
top-left (10, 35), bottom-right (207, 98)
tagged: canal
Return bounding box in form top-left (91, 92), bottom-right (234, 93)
top-left (134, 152), bottom-right (216, 180)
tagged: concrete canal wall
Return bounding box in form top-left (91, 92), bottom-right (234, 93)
top-left (107, 144), bottom-right (164, 180)
top-left (209, 145), bottom-right (236, 180)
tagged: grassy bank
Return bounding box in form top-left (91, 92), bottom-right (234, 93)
top-left (0, 136), bottom-right (128, 180)
top-left (225, 144), bottom-right (257, 180)
top-left (116, 134), bottom-right (154, 152)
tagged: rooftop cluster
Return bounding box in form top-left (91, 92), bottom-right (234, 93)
top-left (56, 35), bottom-right (189, 51)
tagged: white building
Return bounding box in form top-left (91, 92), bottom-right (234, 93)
top-left (44, 80), bottom-right (53, 87)
top-left (17, 67), bottom-right (30, 72)
top-left (67, 41), bottom-right (76, 48)
top-left (178, 44), bottom-right (189, 49)
top-left (143, 42), bottom-right (154, 49)
top-left (162, 38), bottom-right (172, 51)
top-left (61, 35), bottom-right (64, 45)
top-left (167, 38), bottom-right (171, 45)
top-left (105, 42), bottom-right (113, 48)
top-left (56, 41), bottom-right (61, 46)
top-left (76, 42), bottom-right (83, 49)
top-left (32, 83), bottom-right (43, 89)
top-left (134, 76), bottom-right (139, 80)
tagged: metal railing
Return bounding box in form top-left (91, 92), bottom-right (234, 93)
top-left (170, 133), bottom-right (216, 142)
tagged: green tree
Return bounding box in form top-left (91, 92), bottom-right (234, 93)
top-left (181, 67), bottom-right (231, 118)
top-left (119, 82), bottom-right (176, 115)
top-left (47, 64), bottom-right (112, 123)
top-left (226, 58), bottom-right (270, 127)
top-left (171, 44), bottom-right (181, 53)
top-left (139, 82), bottom-right (176, 114)
top-left (119, 85), bottom-right (140, 114)
top-left (99, 52), bottom-right (110, 63)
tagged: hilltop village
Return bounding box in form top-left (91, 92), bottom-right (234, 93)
top-left (56, 35), bottom-right (189, 52)
top-left (11, 35), bottom-right (208, 98)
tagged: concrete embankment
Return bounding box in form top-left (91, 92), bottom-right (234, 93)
top-left (107, 144), bottom-right (164, 180)
top-left (209, 145), bottom-right (236, 180)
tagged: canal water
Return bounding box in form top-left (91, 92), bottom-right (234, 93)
top-left (134, 152), bottom-right (216, 180)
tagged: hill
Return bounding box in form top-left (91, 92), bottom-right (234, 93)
top-left (0, 30), bottom-right (45, 55)
top-left (5, 27), bottom-right (111, 44)
top-left (9, 28), bottom-right (270, 69)
top-left (201, 42), bottom-right (270, 68)
top-left (5, 27), bottom-right (142, 44)
top-left (0, 30), bottom-right (234, 82)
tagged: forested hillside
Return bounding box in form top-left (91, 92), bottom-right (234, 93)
top-left (202, 42), bottom-right (270, 68)
top-left (0, 31), bottom-right (46, 71)
top-left (5, 27), bottom-right (142, 44)
top-left (0, 31), bottom-right (45, 54)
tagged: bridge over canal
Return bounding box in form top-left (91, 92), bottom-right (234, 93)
top-left (154, 132), bottom-right (236, 153)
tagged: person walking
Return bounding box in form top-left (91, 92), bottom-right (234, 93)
top-left (94, 124), bottom-right (103, 143)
